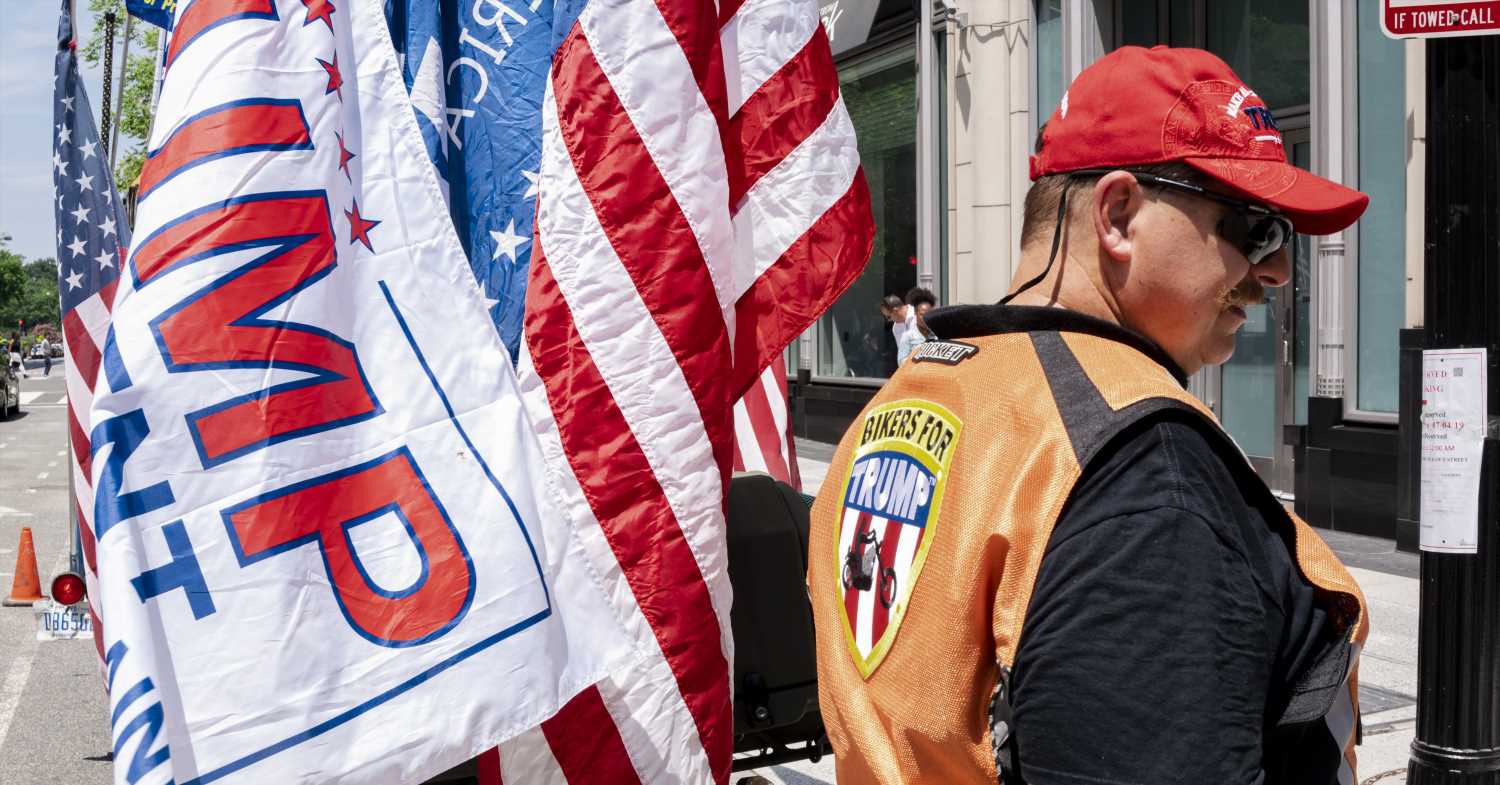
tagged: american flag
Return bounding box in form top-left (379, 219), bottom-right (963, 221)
top-left (52, 0), bottom-right (129, 670)
top-left (733, 357), bottom-right (802, 492)
top-left (506, 0), bottom-right (871, 780)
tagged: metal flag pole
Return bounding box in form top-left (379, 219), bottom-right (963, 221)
top-left (99, 10), bottom-right (115, 155)
top-left (149, 23), bottom-right (166, 116)
top-left (108, 9), bottom-right (134, 173)
top-left (66, 0), bottom-right (83, 580)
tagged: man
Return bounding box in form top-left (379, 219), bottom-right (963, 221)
top-left (38, 336), bottom-right (51, 377)
top-left (881, 294), bottom-right (916, 346)
top-left (809, 47), bottom-right (1371, 784)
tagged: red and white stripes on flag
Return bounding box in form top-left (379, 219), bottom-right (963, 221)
top-left (733, 357), bottom-right (802, 491)
top-left (63, 280), bottom-right (118, 666)
top-left (513, 0), bottom-right (871, 781)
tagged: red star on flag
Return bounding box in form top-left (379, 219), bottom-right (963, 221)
top-left (302, 0), bottom-right (335, 31)
top-left (345, 200), bottom-right (380, 252)
top-left (318, 54), bottom-right (343, 99)
top-left (335, 132), bottom-right (356, 180)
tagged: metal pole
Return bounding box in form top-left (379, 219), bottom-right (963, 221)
top-left (109, 11), bottom-right (133, 173)
top-left (1407, 34), bottom-right (1500, 785)
top-left (99, 11), bottom-right (116, 155)
top-left (149, 25), bottom-right (165, 116)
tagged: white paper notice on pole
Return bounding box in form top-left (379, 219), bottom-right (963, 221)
top-left (1420, 348), bottom-right (1488, 553)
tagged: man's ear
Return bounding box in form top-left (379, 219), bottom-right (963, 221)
top-left (1091, 170), bottom-right (1142, 264)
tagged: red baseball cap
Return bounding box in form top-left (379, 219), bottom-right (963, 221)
top-left (1029, 46), bottom-right (1369, 235)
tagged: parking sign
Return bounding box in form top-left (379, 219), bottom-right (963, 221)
top-left (1383, 0), bottom-right (1500, 38)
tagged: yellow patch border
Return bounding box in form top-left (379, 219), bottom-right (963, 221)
top-left (834, 399), bottom-right (962, 679)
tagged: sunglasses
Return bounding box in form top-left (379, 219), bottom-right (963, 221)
top-left (1069, 169), bottom-right (1294, 265)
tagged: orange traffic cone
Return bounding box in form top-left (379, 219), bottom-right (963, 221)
top-left (3, 528), bottom-right (45, 606)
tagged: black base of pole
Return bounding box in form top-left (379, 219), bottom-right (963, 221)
top-left (1410, 738), bottom-right (1500, 783)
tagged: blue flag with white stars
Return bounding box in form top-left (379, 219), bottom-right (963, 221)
top-left (386, 0), bottom-right (585, 361)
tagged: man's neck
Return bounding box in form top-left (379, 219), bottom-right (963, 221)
top-left (1004, 246), bottom-right (1124, 328)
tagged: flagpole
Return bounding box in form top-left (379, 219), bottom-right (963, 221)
top-left (99, 11), bottom-right (115, 154)
top-left (108, 10), bottom-right (133, 173)
top-left (64, 0), bottom-right (83, 580)
top-left (149, 24), bottom-right (165, 116)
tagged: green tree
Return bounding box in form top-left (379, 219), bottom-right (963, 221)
top-left (0, 252), bottom-right (26, 319)
top-left (82, 0), bottom-right (160, 189)
top-left (0, 251), bottom-right (61, 333)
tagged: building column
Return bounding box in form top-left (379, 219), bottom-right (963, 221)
top-left (917, 0), bottom-right (940, 294)
top-left (1310, 0), bottom-right (1346, 400)
top-left (944, 0), bottom-right (1032, 304)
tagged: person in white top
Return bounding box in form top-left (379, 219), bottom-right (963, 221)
top-left (895, 288), bottom-right (938, 364)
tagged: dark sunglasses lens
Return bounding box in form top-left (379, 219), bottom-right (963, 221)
top-left (1247, 216), bottom-right (1290, 264)
top-left (1220, 212), bottom-right (1290, 265)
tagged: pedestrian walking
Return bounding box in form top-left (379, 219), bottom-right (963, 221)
top-left (39, 337), bottom-right (51, 377)
top-left (809, 46), bottom-right (1372, 784)
top-left (6, 332), bottom-right (23, 379)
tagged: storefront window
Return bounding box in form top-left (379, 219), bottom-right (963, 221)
top-left (816, 46), bottom-right (918, 380)
top-left (1119, 2), bottom-right (1159, 47)
top-left (1035, 0), bottom-right (1064, 129)
top-left (1168, 0), bottom-right (1195, 46)
top-left (1354, 5), bottom-right (1405, 414)
top-left (1205, 0), bottom-right (1309, 109)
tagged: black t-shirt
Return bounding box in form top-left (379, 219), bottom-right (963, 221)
top-left (1010, 412), bottom-right (1342, 785)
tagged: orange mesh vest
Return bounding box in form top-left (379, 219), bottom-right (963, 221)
top-left (808, 322), bottom-right (1369, 784)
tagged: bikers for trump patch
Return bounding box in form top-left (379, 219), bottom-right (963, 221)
top-left (834, 399), bottom-right (961, 678)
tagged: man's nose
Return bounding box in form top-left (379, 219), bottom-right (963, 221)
top-left (1255, 244), bottom-right (1292, 289)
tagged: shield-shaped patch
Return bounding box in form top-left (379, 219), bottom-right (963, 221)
top-left (834, 398), bottom-right (961, 678)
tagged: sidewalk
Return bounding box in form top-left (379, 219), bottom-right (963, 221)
top-left (742, 440), bottom-right (1419, 785)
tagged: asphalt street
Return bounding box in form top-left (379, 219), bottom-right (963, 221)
top-left (0, 358), bottom-right (113, 785)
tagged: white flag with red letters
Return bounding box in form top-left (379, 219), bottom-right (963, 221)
top-left (87, 1), bottom-right (632, 783)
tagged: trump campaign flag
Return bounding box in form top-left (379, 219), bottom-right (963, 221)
top-left (387, 0), bottom-right (874, 781)
top-left (85, 0), bottom-right (636, 782)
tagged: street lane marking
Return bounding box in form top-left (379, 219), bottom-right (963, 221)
top-left (46, 462), bottom-right (57, 468)
top-left (18, 391), bottom-right (43, 405)
top-left (0, 507), bottom-right (32, 518)
top-left (35, 473), bottom-right (48, 481)
top-left (0, 549), bottom-right (66, 752)
top-left (54, 451), bottom-right (64, 457)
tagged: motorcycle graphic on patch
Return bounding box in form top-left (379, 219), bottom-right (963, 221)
top-left (834, 399), bottom-right (961, 678)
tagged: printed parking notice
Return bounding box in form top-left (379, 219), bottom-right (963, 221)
top-left (1419, 348), bottom-right (1487, 553)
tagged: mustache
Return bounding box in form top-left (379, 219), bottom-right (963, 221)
top-left (1219, 280), bottom-right (1267, 310)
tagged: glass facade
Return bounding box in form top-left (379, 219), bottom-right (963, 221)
top-left (1205, 0), bottom-right (1309, 109)
top-left (1221, 293), bottom-right (1278, 458)
top-left (1119, 2), bottom-right (1159, 47)
top-left (1035, 0), bottom-right (1064, 130)
top-left (1355, 7), bottom-right (1405, 414)
top-left (817, 45), bottom-right (918, 379)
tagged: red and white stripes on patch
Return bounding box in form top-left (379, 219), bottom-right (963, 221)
top-left (62, 279), bottom-right (118, 666)
top-left (514, 0), bottom-right (871, 781)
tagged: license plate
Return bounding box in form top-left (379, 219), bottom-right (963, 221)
top-left (34, 601), bottom-right (93, 641)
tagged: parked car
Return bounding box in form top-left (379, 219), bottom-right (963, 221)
top-left (2, 354), bottom-right (20, 419)
top-left (29, 345), bottom-right (46, 359)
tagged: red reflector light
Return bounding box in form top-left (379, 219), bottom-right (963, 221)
top-left (50, 572), bottom-right (86, 606)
